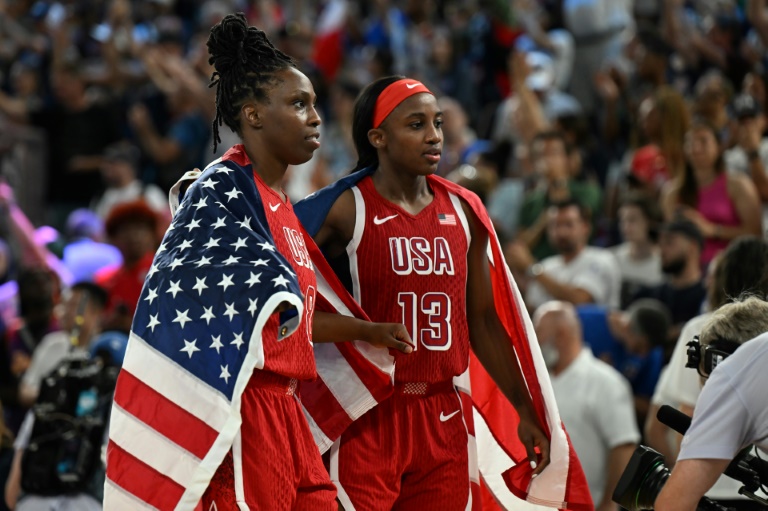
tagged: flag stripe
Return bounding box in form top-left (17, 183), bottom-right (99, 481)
top-left (109, 404), bottom-right (201, 487)
top-left (312, 266), bottom-right (394, 376)
top-left (104, 479), bottom-right (159, 511)
top-left (300, 403), bottom-right (333, 454)
top-left (122, 333), bottom-right (229, 430)
top-left (114, 370), bottom-right (217, 459)
top-left (107, 442), bottom-right (186, 510)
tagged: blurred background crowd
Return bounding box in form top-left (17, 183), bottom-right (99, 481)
top-left (1, 0), bottom-right (768, 509)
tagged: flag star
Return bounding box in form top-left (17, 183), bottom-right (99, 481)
top-left (201, 177), bottom-right (219, 189)
top-left (193, 277), bottom-right (208, 296)
top-left (201, 306), bottom-right (216, 325)
top-left (225, 188), bottom-right (243, 202)
top-left (252, 259), bottom-right (269, 267)
top-left (157, 242), bottom-right (168, 253)
top-left (146, 265), bottom-right (159, 279)
top-left (193, 197), bottom-right (208, 210)
top-left (231, 237), bottom-right (248, 251)
top-left (185, 218), bottom-right (202, 232)
top-left (280, 264), bottom-right (296, 277)
top-left (212, 217), bottom-right (227, 229)
top-left (219, 364), bottom-right (231, 383)
top-left (172, 309), bottom-right (192, 329)
top-left (273, 274), bottom-right (290, 288)
top-left (167, 222), bottom-right (176, 232)
top-left (169, 256), bottom-right (186, 270)
top-left (147, 314), bottom-right (161, 332)
top-left (180, 339), bottom-right (200, 359)
top-left (217, 167), bottom-right (234, 175)
top-left (204, 237), bottom-right (221, 249)
top-left (178, 239), bottom-right (193, 252)
top-left (210, 334), bottom-right (223, 353)
top-left (248, 298), bottom-right (259, 316)
top-left (144, 287), bottom-right (158, 305)
top-left (196, 255), bottom-right (212, 267)
top-left (258, 241), bottom-right (275, 252)
top-left (237, 216), bottom-right (252, 230)
top-left (218, 273), bottom-right (235, 292)
top-left (215, 201), bottom-right (229, 211)
top-left (224, 302), bottom-right (239, 321)
top-left (222, 255), bottom-right (241, 265)
top-left (167, 280), bottom-right (183, 298)
top-left (231, 332), bottom-right (245, 350)
top-left (246, 272), bottom-right (261, 287)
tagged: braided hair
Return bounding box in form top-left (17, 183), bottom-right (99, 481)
top-left (351, 75), bottom-right (403, 172)
top-left (207, 13), bottom-right (295, 152)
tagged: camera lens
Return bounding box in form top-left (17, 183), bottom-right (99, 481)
top-left (613, 446), bottom-right (670, 511)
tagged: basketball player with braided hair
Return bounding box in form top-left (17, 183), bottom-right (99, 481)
top-left (105, 14), bottom-right (412, 511)
top-left (180, 14), bottom-right (410, 511)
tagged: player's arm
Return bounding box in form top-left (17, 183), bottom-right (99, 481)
top-left (463, 202), bottom-right (550, 475)
top-left (313, 312), bottom-right (413, 353)
top-left (309, 190), bottom-right (413, 353)
top-left (313, 189), bottom-right (356, 258)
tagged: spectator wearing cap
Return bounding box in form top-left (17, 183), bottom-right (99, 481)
top-left (631, 219), bottom-right (707, 353)
top-left (94, 200), bottom-right (159, 333)
top-left (91, 141), bottom-right (168, 220)
top-left (617, 299), bottom-right (672, 426)
top-left (661, 119), bottom-right (762, 268)
top-left (724, 93), bottom-right (768, 230)
top-left (492, 50), bottom-right (582, 169)
top-left (61, 209), bottom-right (123, 283)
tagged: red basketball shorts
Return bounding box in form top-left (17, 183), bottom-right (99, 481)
top-left (329, 381), bottom-right (471, 510)
top-left (201, 371), bottom-right (337, 511)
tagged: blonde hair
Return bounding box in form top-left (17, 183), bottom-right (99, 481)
top-left (700, 296), bottom-right (768, 346)
top-left (656, 86), bottom-right (690, 181)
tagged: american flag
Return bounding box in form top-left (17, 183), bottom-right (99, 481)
top-left (296, 169), bottom-right (593, 511)
top-left (438, 212), bottom-right (457, 226)
top-left (103, 147), bottom-right (395, 510)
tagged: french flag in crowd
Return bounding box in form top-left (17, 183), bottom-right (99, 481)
top-left (103, 150), bottom-right (395, 510)
top-left (295, 168), bottom-right (593, 511)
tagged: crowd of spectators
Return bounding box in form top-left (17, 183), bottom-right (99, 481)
top-left (1, 0), bottom-right (768, 509)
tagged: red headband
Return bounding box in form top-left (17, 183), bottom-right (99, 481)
top-left (373, 79), bottom-right (433, 128)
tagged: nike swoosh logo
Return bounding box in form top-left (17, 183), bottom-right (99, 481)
top-left (439, 410), bottom-right (460, 422)
top-left (373, 214), bottom-right (398, 225)
top-left (406, 83), bottom-right (418, 89)
top-left (269, 203), bottom-right (280, 212)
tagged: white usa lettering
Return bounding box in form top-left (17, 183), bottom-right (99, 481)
top-left (389, 237), bottom-right (455, 276)
top-left (282, 227), bottom-right (314, 270)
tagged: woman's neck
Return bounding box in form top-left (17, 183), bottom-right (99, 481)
top-left (693, 165), bottom-right (718, 188)
top-left (373, 159), bottom-right (432, 211)
top-left (244, 143), bottom-right (287, 196)
top-left (628, 239), bottom-right (655, 260)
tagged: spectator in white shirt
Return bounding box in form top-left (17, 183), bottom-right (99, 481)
top-left (533, 301), bottom-right (639, 511)
top-left (507, 199), bottom-right (622, 311)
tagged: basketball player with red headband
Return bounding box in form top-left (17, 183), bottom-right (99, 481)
top-left (295, 77), bottom-right (551, 509)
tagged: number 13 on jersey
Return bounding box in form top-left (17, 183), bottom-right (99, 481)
top-left (397, 292), bottom-right (452, 351)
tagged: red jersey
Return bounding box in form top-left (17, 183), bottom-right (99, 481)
top-left (252, 172), bottom-right (318, 381)
top-left (348, 176), bottom-right (470, 383)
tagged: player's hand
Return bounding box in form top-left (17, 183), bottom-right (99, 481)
top-left (518, 416), bottom-right (551, 476)
top-left (362, 322), bottom-right (414, 354)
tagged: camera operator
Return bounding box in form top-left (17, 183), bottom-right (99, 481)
top-left (655, 296), bottom-right (768, 511)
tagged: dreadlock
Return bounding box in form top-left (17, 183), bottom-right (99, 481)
top-left (206, 13), bottom-right (295, 152)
